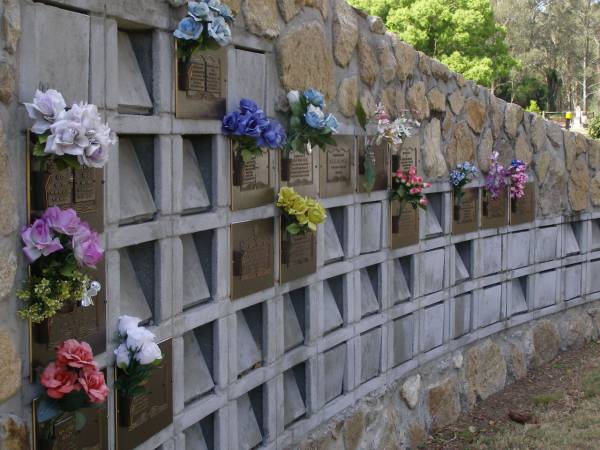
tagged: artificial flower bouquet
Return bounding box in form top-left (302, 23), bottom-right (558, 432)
top-left (390, 166), bottom-right (430, 233)
top-left (222, 98), bottom-right (286, 163)
top-left (483, 151), bottom-right (506, 216)
top-left (26, 89), bottom-right (116, 170)
top-left (37, 340), bottom-right (108, 444)
top-left (114, 316), bottom-right (163, 426)
top-left (449, 162), bottom-right (479, 220)
top-left (356, 101), bottom-right (419, 193)
top-left (285, 89), bottom-right (338, 154)
top-left (18, 207), bottom-right (103, 326)
top-left (174, 0), bottom-right (234, 62)
top-left (276, 187), bottom-right (327, 236)
top-left (505, 159), bottom-right (529, 211)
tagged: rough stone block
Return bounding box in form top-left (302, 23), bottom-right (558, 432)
top-left (393, 257), bottom-right (412, 302)
top-left (480, 236), bottom-right (502, 276)
top-left (237, 310), bottom-right (262, 375)
top-left (0, 414), bottom-right (28, 450)
top-left (564, 264), bottom-right (582, 300)
top-left (182, 140), bottom-right (210, 212)
top-left (284, 293), bottom-right (304, 351)
top-left (284, 368), bottom-right (306, 426)
top-left (535, 227), bottom-right (559, 263)
top-left (479, 284), bottom-right (502, 327)
top-left (323, 344), bottom-right (346, 403)
top-left (464, 340), bottom-right (507, 400)
top-left (420, 303), bottom-right (444, 352)
top-left (183, 331), bottom-right (214, 403)
top-left (360, 268), bottom-right (379, 317)
top-left (452, 293), bottom-right (471, 338)
top-left (0, 333), bottom-right (20, 402)
top-left (118, 31), bottom-right (153, 114)
top-left (324, 216), bottom-right (344, 263)
top-left (428, 378), bottom-right (460, 430)
top-left (534, 270), bottom-right (557, 309)
top-left (237, 393), bottom-right (263, 450)
top-left (360, 328), bottom-right (381, 383)
top-left (323, 278), bottom-right (344, 334)
top-left (119, 249), bottom-right (153, 322)
top-left (181, 234), bottom-right (210, 308)
top-left (508, 231), bottom-right (530, 269)
top-left (119, 138), bottom-right (157, 224)
top-left (510, 277), bottom-right (528, 315)
top-left (421, 249), bottom-right (445, 295)
top-left (360, 203), bottom-right (382, 253)
top-left (393, 315), bottom-right (414, 366)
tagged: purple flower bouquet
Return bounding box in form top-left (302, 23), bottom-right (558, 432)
top-left (18, 207), bottom-right (104, 323)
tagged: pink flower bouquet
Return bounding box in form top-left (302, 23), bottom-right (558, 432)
top-left (391, 166), bottom-right (431, 211)
top-left (18, 207), bottom-right (104, 323)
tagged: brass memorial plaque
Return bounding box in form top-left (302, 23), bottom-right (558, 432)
top-left (392, 137), bottom-right (419, 174)
top-left (280, 219), bottom-right (317, 283)
top-left (390, 200), bottom-right (420, 249)
top-left (231, 142), bottom-right (274, 211)
top-left (319, 136), bottom-right (355, 198)
top-left (280, 151), bottom-right (318, 197)
top-left (481, 188), bottom-right (508, 229)
top-left (231, 218), bottom-right (275, 300)
top-left (357, 139), bottom-right (390, 193)
top-left (32, 374), bottom-right (108, 450)
top-left (175, 45), bottom-right (227, 120)
top-left (510, 182), bottom-right (536, 225)
top-left (452, 188), bottom-right (479, 235)
top-left (116, 339), bottom-right (173, 450)
top-left (28, 133), bottom-right (104, 232)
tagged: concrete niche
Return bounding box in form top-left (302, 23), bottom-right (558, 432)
top-left (480, 235), bottom-right (503, 276)
top-left (533, 270), bottom-right (557, 309)
top-left (237, 305), bottom-right (263, 376)
top-left (421, 248), bottom-right (445, 295)
top-left (590, 260), bottom-right (600, 293)
top-left (510, 276), bottom-right (529, 315)
top-left (117, 30), bottom-right (153, 114)
top-left (420, 303), bottom-right (444, 352)
top-left (592, 221), bottom-right (600, 251)
top-left (393, 256), bottom-right (412, 303)
top-left (360, 202), bottom-right (382, 254)
top-left (324, 207), bottom-right (345, 264)
top-left (323, 276), bottom-right (344, 334)
top-left (508, 231), bottom-right (530, 270)
top-left (183, 323), bottom-right (214, 404)
top-left (360, 328), bottom-right (382, 383)
top-left (284, 288), bottom-right (306, 352)
top-left (452, 293), bottom-right (472, 339)
top-left (360, 266), bottom-right (380, 317)
top-left (323, 344), bottom-right (346, 403)
top-left (237, 386), bottom-right (263, 450)
top-left (182, 138), bottom-right (212, 213)
top-left (454, 241), bottom-right (472, 284)
top-left (393, 315), bottom-right (414, 366)
top-left (535, 226), bottom-right (559, 263)
top-left (119, 243), bottom-right (155, 324)
top-left (564, 264), bottom-right (582, 300)
top-left (284, 363), bottom-right (306, 427)
top-left (563, 222), bottom-right (582, 256)
top-left (424, 192), bottom-right (444, 237)
top-left (228, 48), bottom-right (267, 111)
top-left (181, 231), bottom-right (212, 309)
top-left (184, 414), bottom-right (214, 450)
top-left (478, 284), bottom-right (502, 328)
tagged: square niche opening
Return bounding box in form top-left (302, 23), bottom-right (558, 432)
top-left (564, 264), bottom-right (582, 301)
top-left (425, 192), bottom-right (444, 238)
top-left (182, 230), bottom-right (213, 310)
top-left (120, 242), bottom-right (156, 325)
top-left (184, 322), bottom-right (215, 404)
top-left (237, 385), bottom-right (264, 450)
top-left (117, 29), bottom-right (153, 115)
top-left (284, 287), bottom-right (306, 352)
top-left (323, 343), bottom-right (346, 404)
top-left (392, 314), bottom-right (414, 366)
top-left (564, 221), bottom-right (583, 256)
top-left (360, 202), bottom-right (382, 254)
top-left (181, 136), bottom-right (213, 214)
top-left (479, 284), bottom-right (503, 327)
top-left (184, 413), bottom-right (215, 450)
top-left (323, 275), bottom-right (345, 335)
top-left (452, 293), bottom-right (472, 339)
top-left (393, 255), bottom-right (413, 304)
top-left (360, 265), bottom-right (381, 318)
top-left (237, 304), bottom-right (263, 378)
top-left (420, 302), bottom-right (444, 352)
top-left (454, 240), bottom-right (472, 284)
top-left (510, 276), bottom-right (529, 316)
top-left (119, 136), bottom-right (157, 226)
top-left (324, 207), bottom-right (345, 264)
top-left (360, 327), bottom-right (382, 383)
top-left (592, 220), bottom-right (600, 251)
top-left (284, 362), bottom-right (307, 428)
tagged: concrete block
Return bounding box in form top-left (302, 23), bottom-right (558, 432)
top-left (183, 331), bottom-right (214, 403)
top-left (563, 224), bottom-right (580, 256)
top-left (480, 236), bottom-right (502, 276)
top-left (284, 294), bottom-right (304, 351)
top-left (421, 249), bottom-right (445, 295)
top-left (590, 260), bottom-right (600, 293)
top-left (237, 394), bottom-right (263, 450)
top-left (360, 203), bottom-right (382, 253)
top-left (510, 277), bottom-right (528, 315)
top-left (393, 258), bottom-right (412, 302)
top-left (323, 280), bottom-right (344, 334)
top-left (182, 140), bottom-right (210, 212)
top-left (228, 48), bottom-right (267, 110)
top-left (425, 199), bottom-right (443, 236)
top-left (118, 31), bottom-right (153, 114)
top-left (392, 315), bottom-right (414, 366)
top-left (564, 264), bottom-right (582, 300)
top-left (360, 328), bottom-right (381, 383)
top-left (283, 369), bottom-right (305, 426)
top-left (535, 227), bottom-right (559, 263)
top-left (119, 249), bottom-right (152, 322)
top-left (181, 235), bottom-right (211, 308)
top-left (324, 217), bottom-right (344, 263)
top-left (479, 284), bottom-right (502, 327)
top-left (508, 231), bottom-right (530, 269)
top-left (119, 138), bottom-right (157, 223)
top-left (454, 245), bottom-right (470, 283)
top-left (323, 344), bottom-right (346, 403)
top-left (534, 270), bottom-right (557, 309)
top-left (420, 303), bottom-right (444, 352)
top-left (237, 311), bottom-right (262, 375)
top-left (360, 268), bottom-right (380, 317)
top-left (184, 422), bottom-right (209, 450)
top-left (592, 221), bottom-right (600, 250)
top-left (452, 293), bottom-right (471, 338)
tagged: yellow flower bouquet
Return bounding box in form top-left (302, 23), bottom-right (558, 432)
top-left (276, 187), bottom-right (327, 235)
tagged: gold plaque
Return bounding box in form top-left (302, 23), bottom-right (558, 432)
top-left (280, 151), bottom-right (318, 197)
top-left (231, 219), bottom-right (275, 299)
top-left (319, 136), bottom-right (355, 198)
top-left (481, 188), bottom-right (508, 229)
top-left (510, 183), bottom-right (536, 225)
top-left (175, 46), bottom-right (227, 120)
top-left (32, 375), bottom-right (108, 450)
top-left (391, 140), bottom-right (418, 174)
top-left (357, 139), bottom-right (390, 193)
top-left (116, 339), bottom-right (173, 450)
top-left (390, 200), bottom-right (419, 249)
top-left (230, 142), bottom-right (274, 211)
top-left (280, 219), bottom-right (317, 283)
top-left (27, 133), bottom-right (104, 232)
top-left (452, 188), bottom-right (479, 235)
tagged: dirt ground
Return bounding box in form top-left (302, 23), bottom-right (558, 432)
top-left (427, 340), bottom-right (600, 450)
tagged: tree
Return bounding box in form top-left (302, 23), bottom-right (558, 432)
top-left (349, 0), bottom-right (518, 87)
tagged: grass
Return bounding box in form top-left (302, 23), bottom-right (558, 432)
top-left (582, 368), bottom-right (600, 398)
top-left (531, 392), bottom-right (563, 407)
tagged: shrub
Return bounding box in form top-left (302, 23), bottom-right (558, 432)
top-left (525, 100), bottom-right (541, 115)
top-left (588, 115), bottom-right (600, 140)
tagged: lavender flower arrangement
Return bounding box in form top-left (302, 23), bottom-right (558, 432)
top-left (506, 159), bottom-right (529, 199)
top-left (285, 89), bottom-right (338, 154)
top-left (25, 89), bottom-right (117, 170)
top-left (174, 0), bottom-right (234, 62)
top-left (18, 207), bottom-right (104, 323)
top-left (449, 162), bottom-right (479, 207)
top-left (484, 151), bottom-right (506, 200)
top-left (222, 99), bottom-right (286, 162)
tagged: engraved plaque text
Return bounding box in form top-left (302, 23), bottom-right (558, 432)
top-left (280, 223), bottom-right (317, 283)
top-left (320, 136), bottom-right (354, 197)
top-left (481, 188), bottom-right (508, 229)
top-left (390, 200), bottom-right (419, 249)
top-left (452, 188), bottom-right (479, 235)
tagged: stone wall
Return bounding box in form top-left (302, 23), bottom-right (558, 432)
top-left (1, 0), bottom-right (600, 449)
